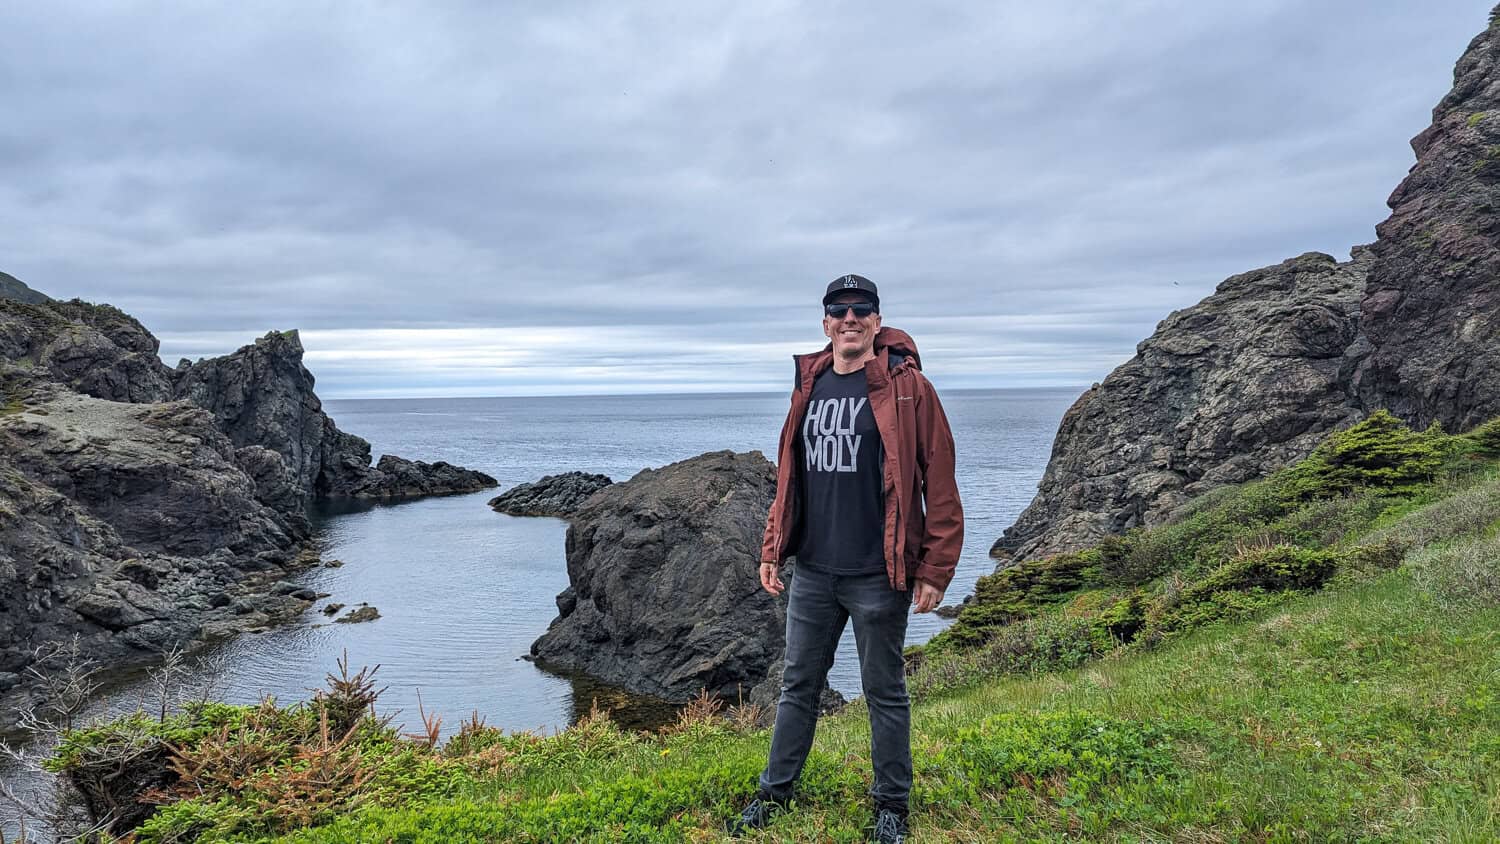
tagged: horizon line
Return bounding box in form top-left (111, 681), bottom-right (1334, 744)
top-left (319, 384), bottom-right (1092, 403)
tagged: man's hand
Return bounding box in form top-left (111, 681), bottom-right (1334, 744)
top-left (759, 562), bottom-right (785, 596)
top-left (913, 580), bottom-right (944, 614)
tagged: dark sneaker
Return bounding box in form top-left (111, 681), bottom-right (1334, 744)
top-left (870, 807), bottom-right (908, 843)
top-left (726, 796), bottom-right (784, 836)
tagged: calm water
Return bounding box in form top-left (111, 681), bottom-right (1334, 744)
top-left (1, 387), bottom-right (1076, 829)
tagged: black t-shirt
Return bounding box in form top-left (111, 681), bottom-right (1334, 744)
top-left (794, 366), bottom-right (885, 574)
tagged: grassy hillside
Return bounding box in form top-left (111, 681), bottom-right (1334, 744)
top-left (37, 411), bottom-right (1500, 842)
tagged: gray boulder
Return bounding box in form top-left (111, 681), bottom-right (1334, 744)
top-left (530, 451), bottom-right (784, 703)
top-left (488, 471), bottom-right (613, 517)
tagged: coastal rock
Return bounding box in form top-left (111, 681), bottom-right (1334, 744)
top-left (0, 388), bottom-right (317, 725)
top-left (0, 285), bottom-right (493, 723)
top-left (530, 451), bottom-right (783, 703)
top-left (488, 471), bottom-right (614, 517)
top-left (174, 330), bottom-right (496, 504)
top-left (995, 251), bottom-right (1370, 561)
top-left (349, 454), bottom-right (497, 500)
top-left (998, 8), bottom-right (1500, 563)
top-left (1351, 14), bottom-right (1500, 433)
top-left (335, 606), bottom-right (380, 624)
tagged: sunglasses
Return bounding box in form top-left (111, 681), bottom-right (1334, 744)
top-left (824, 302), bottom-right (877, 318)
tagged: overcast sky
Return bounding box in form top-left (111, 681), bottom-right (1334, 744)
top-left (1, 2), bottom-right (1493, 398)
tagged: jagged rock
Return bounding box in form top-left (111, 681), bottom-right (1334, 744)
top-left (1352, 13), bottom-right (1500, 432)
top-left (0, 389), bottom-right (316, 726)
top-left (488, 471), bottom-right (613, 517)
top-left (175, 330), bottom-right (495, 504)
top-left (335, 606), bottom-right (380, 624)
top-left (348, 454), bottom-right (497, 499)
top-left (995, 251), bottom-right (1370, 561)
top-left (998, 8), bottom-right (1500, 563)
top-left (321, 602), bottom-right (345, 616)
top-left (0, 286), bottom-right (492, 723)
top-left (530, 451), bottom-right (784, 703)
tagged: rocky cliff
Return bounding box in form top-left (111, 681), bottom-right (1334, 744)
top-left (997, 7), bottom-right (1500, 562)
top-left (0, 274), bottom-right (495, 721)
top-left (530, 451), bottom-right (784, 703)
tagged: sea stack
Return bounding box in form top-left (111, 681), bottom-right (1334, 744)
top-left (530, 451), bottom-right (784, 702)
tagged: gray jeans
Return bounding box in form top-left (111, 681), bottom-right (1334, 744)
top-left (758, 565), bottom-right (913, 811)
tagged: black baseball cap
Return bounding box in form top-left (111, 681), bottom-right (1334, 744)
top-left (823, 274), bottom-right (880, 311)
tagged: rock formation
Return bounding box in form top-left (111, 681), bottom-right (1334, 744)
top-left (0, 273), bottom-right (494, 723)
top-left (1351, 12), bottom-right (1500, 431)
top-left (488, 472), bottom-right (614, 517)
top-left (0, 385), bottom-right (318, 715)
top-left (997, 7), bottom-right (1500, 562)
top-left (530, 451), bottom-right (784, 703)
top-left (995, 251), bottom-right (1371, 560)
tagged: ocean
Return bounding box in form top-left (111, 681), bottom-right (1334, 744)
top-left (20, 388), bottom-right (1078, 736)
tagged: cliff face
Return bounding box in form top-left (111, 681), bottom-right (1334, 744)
top-left (996, 251), bottom-right (1371, 560)
top-left (0, 276), bottom-right (495, 719)
top-left (1352, 15), bottom-right (1500, 431)
top-left (998, 8), bottom-right (1500, 563)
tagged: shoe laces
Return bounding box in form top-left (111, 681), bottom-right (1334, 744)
top-left (873, 808), bottom-right (905, 842)
top-left (741, 797), bottom-right (775, 825)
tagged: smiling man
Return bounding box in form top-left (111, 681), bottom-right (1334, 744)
top-left (730, 274), bottom-right (964, 843)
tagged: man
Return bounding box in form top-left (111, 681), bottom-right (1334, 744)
top-left (730, 274), bottom-right (964, 843)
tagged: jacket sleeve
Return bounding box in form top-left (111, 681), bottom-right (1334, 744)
top-left (760, 399), bottom-right (800, 565)
top-left (912, 374), bottom-right (963, 591)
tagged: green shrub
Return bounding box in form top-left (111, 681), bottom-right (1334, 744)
top-left (1464, 416), bottom-right (1500, 456)
top-left (1281, 410), bottom-right (1446, 499)
top-left (930, 549), bottom-right (1103, 652)
top-left (1146, 545), bottom-right (1342, 637)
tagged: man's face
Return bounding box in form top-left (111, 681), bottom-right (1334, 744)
top-left (823, 292), bottom-right (881, 360)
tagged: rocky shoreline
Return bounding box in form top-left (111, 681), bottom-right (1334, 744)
top-left (0, 278), bottom-right (495, 726)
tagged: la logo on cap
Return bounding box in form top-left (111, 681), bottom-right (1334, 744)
top-left (842, 276), bottom-right (858, 287)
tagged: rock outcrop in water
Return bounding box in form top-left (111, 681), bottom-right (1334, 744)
top-left (530, 451), bottom-right (785, 702)
top-left (488, 471), bottom-right (614, 517)
top-left (0, 273), bottom-right (494, 723)
top-left (996, 7), bottom-right (1500, 562)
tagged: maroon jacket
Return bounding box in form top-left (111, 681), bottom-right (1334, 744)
top-left (760, 327), bottom-right (964, 592)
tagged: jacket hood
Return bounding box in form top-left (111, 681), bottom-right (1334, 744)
top-left (814, 326), bottom-right (922, 370)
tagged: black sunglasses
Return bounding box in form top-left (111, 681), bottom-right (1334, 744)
top-left (825, 302), bottom-right (877, 318)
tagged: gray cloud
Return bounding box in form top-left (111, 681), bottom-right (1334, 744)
top-left (1, 1), bottom-right (1492, 396)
